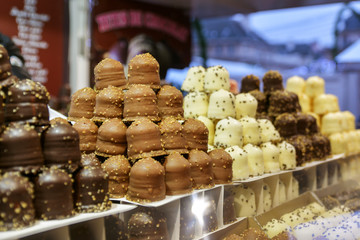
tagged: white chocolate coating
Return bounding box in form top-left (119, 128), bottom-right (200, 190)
top-left (239, 117), bottom-right (262, 145)
top-left (203, 65), bottom-right (230, 93)
top-left (235, 93), bottom-right (258, 119)
top-left (214, 117), bottom-right (243, 148)
top-left (197, 116), bottom-right (215, 145)
top-left (181, 66), bottom-right (206, 92)
top-left (286, 76), bottom-right (305, 96)
top-left (243, 143), bottom-right (264, 176)
top-left (313, 94), bottom-right (339, 115)
top-left (183, 91), bottom-right (208, 118)
top-left (261, 142), bottom-right (280, 173)
top-left (278, 141), bottom-right (296, 170)
top-left (258, 119), bottom-right (281, 143)
top-left (305, 76), bottom-right (325, 98)
top-left (207, 89), bottom-right (236, 119)
top-left (225, 146), bottom-right (249, 180)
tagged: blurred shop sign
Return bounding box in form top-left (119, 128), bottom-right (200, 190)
top-left (0, 0), bottom-right (69, 97)
top-left (91, 0), bottom-right (191, 83)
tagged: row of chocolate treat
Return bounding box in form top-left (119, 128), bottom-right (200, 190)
top-left (181, 66), bottom-right (332, 172)
top-left (286, 75), bottom-right (360, 157)
top-left (0, 45), bottom-right (112, 231)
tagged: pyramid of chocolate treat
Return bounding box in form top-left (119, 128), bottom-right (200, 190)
top-left (94, 58), bottom-right (127, 91)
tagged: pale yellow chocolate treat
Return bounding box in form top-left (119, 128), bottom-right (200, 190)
top-left (181, 66), bottom-right (206, 92)
top-left (263, 219), bottom-right (290, 238)
top-left (346, 130), bottom-right (358, 154)
top-left (320, 205), bottom-right (352, 218)
top-left (321, 112), bottom-right (344, 136)
top-left (203, 65), bottom-right (230, 93)
top-left (214, 117), bottom-right (243, 148)
top-left (313, 94), bottom-right (339, 115)
top-left (286, 76), bottom-right (305, 95)
top-left (263, 183), bottom-right (272, 212)
top-left (343, 111), bottom-right (356, 131)
top-left (225, 146), bottom-right (249, 180)
top-left (342, 131), bottom-right (353, 155)
top-left (291, 177), bottom-right (299, 199)
top-left (261, 142), bottom-right (280, 173)
top-left (183, 91), bottom-right (208, 118)
top-left (258, 119), bottom-right (281, 143)
top-left (299, 93), bottom-right (311, 113)
top-left (207, 89), bottom-right (236, 119)
top-left (278, 180), bottom-right (287, 205)
top-left (305, 76), bottom-right (325, 98)
top-left (329, 132), bottom-right (346, 155)
top-left (197, 116), bottom-right (215, 145)
top-left (235, 93), bottom-right (258, 119)
top-left (243, 143), bottom-right (264, 176)
top-left (278, 141), bottom-right (296, 170)
top-left (232, 184), bottom-right (256, 217)
top-left (239, 117), bottom-right (262, 145)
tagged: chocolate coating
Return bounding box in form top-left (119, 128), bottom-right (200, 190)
top-left (93, 86), bottom-right (124, 121)
top-left (94, 58), bottom-right (127, 91)
top-left (4, 79), bottom-right (50, 125)
top-left (183, 118), bottom-right (208, 152)
top-left (240, 74), bottom-right (260, 93)
top-left (73, 118), bottom-right (98, 153)
top-left (164, 152), bottom-right (192, 195)
top-left (0, 172), bottom-right (35, 231)
top-left (42, 123), bottom-right (81, 172)
top-left (101, 155), bottom-right (131, 198)
top-left (74, 166), bottom-right (111, 213)
top-left (49, 117), bottom-right (70, 125)
top-left (157, 85), bottom-right (184, 119)
top-left (126, 157), bottom-right (166, 202)
top-left (249, 90), bottom-right (267, 113)
top-left (262, 70), bottom-right (284, 93)
top-left (274, 113), bottom-right (297, 138)
top-left (80, 153), bottom-right (101, 167)
top-left (0, 123), bottom-right (43, 173)
top-left (0, 44), bottom-right (12, 80)
top-left (127, 53), bottom-right (161, 89)
top-left (208, 149), bottom-right (233, 184)
top-left (311, 134), bottom-right (330, 159)
top-left (96, 118), bottom-right (127, 157)
top-left (287, 135), bottom-right (313, 166)
top-left (104, 215), bottom-right (128, 240)
top-left (188, 150), bottom-right (214, 189)
top-left (123, 84), bottom-right (160, 121)
top-left (223, 189), bottom-right (236, 225)
top-left (34, 168), bottom-right (74, 220)
top-left (126, 118), bottom-right (166, 160)
top-left (128, 209), bottom-right (169, 240)
top-left (268, 90), bottom-right (298, 117)
top-left (68, 87), bottom-right (96, 121)
top-left (159, 117), bottom-right (188, 154)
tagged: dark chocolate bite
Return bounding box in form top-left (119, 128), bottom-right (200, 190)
top-left (274, 113), bottom-right (297, 138)
top-left (4, 79), bottom-right (50, 125)
top-left (73, 165), bottom-right (111, 213)
top-left (0, 122), bottom-right (43, 173)
top-left (287, 135), bottom-right (313, 166)
top-left (311, 134), bottom-right (331, 160)
top-left (262, 70), bottom-right (284, 93)
top-left (128, 208), bottom-right (169, 240)
top-left (249, 90), bottom-right (267, 114)
top-left (34, 168), bottom-right (74, 220)
top-left (268, 90), bottom-right (298, 118)
top-left (240, 74), bottom-right (260, 93)
top-left (0, 172), bottom-right (35, 231)
top-left (104, 215), bottom-right (128, 240)
top-left (42, 122), bottom-right (81, 173)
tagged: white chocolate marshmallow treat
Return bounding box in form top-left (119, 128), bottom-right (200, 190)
top-left (263, 219), bottom-right (290, 238)
top-left (261, 142), bottom-right (280, 173)
top-left (225, 146), bottom-right (249, 180)
top-left (183, 91), bottom-right (208, 118)
top-left (305, 76), bottom-right (325, 98)
top-left (181, 66), bottom-right (206, 92)
top-left (299, 93), bottom-right (311, 113)
top-left (235, 93), bottom-right (258, 119)
top-left (278, 141), bottom-right (296, 170)
top-left (286, 76), bottom-right (305, 95)
top-left (321, 112), bottom-right (344, 136)
top-left (214, 117), bottom-right (243, 148)
top-left (243, 143), bottom-right (264, 176)
top-left (258, 119), bottom-right (281, 143)
top-left (203, 65), bottom-right (230, 93)
top-left (232, 184), bottom-right (256, 217)
top-left (278, 179), bottom-right (287, 205)
top-left (263, 183), bottom-right (272, 212)
top-left (313, 94), bottom-right (339, 115)
top-left (207, 89), bottom-right (236, 119)
top-left (239, 117), bottom-right (262, 145)
top-left (197, 116), bottom-right (215, 145)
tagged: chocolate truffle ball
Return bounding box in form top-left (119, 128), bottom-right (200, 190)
top-left (0, 123), bottom-right (43, 173)
top-left (0, 172), bottom-right (35, 231)
top-left (127, 53), bottom-right (161, 89)
top-left (73, 117), bottom-right (98, 153)
top-left (93, 86), bottom-right (124, 122)
top-left (208, 149), bottom-right (233, 184)
top-left (240, 74), bottom-right (260, 93)
top-left (188, 150), bottom-right (214, 189)
top-left (4, 79), bottom-right (50, 125)
top-left (126, 157), bottom-right (166, 203)
top-left (96, 118), bottom-right (127, 157)
top-left (94, 58), bottom-right (127, 91)
top-left (128, 209), bottom-right (169, 240)
top-left (262, 70), bottom-right (284, 93)
top-left (157, 85), bottom-right (184, 120)
top-left (101, 155), bottom-right (131, 198)
top-left (42, 122), bottom-right (81, 172)
top-left (182, 118), bottom-right (209, 152)
top-left (74, 166), bottom-right (111, 213)
top-left (126, 118), bottom-right (166, 161)
top-left (34, 168), bottom-right (74, 220)
top-left (68, 87), bottom-right (96, 121)
top-left (164, 152), bottom-right (192, 195)
top-left (159, 117), bottom-right (188, 154)
top-left (123, 84), bottom-right (160, 122)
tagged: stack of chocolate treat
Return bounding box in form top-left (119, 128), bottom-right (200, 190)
top-left (286, 75), bottom-right (360, 157)
top-left (182, 66), bottom-right (297, 181)
top-left (239, 71), bottom-right (331, 166)
top-left (0, 45), bottom-right (110, 232)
